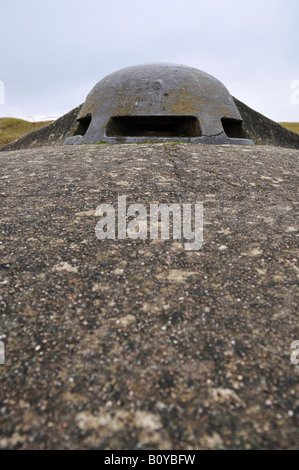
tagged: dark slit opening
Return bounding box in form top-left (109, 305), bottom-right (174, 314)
top-left (73, 114), bottom-right (92, 136)
top-left (221, 118), bottom-right (248, 139)
top-left (106, 115), bottom-right (201, 137)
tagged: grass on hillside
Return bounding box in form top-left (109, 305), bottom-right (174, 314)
top-left (0, 117), bottom-right (54, 146)
top-left (278, 122), bottom-right (299, 134)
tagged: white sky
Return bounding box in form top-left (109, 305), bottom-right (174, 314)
top-left (0, 0), bottom-right (298, 122)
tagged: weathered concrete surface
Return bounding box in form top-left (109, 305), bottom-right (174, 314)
top-left (0, 143), bottom-right (298, 450)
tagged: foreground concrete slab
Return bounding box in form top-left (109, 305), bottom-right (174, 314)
top-left (0, 143), bottom-right (298, 449)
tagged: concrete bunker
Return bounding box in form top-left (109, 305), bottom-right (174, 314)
top-left (65, 63), bottom-right (253, 145)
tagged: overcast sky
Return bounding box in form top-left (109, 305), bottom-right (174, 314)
top-left (0, 0), bottom-right (298, 122)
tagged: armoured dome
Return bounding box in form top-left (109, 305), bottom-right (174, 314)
top-left (64, 63), bottom-right (253, 145)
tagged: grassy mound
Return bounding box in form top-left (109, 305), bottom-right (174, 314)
top-left (279, 122), bottom-right (299, 134)
top-left (0, 117), bottom-right (54, 146)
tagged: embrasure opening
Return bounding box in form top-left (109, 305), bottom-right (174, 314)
top-left (106, 116), bottom-right (202, 137)
top-left (74, 114), bottom-right (92, 136)
top-left (221, 118), bottom-right (248, 139)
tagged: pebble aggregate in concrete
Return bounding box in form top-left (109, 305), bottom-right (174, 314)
top-left (0, 143), bottom-right (298, 449)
